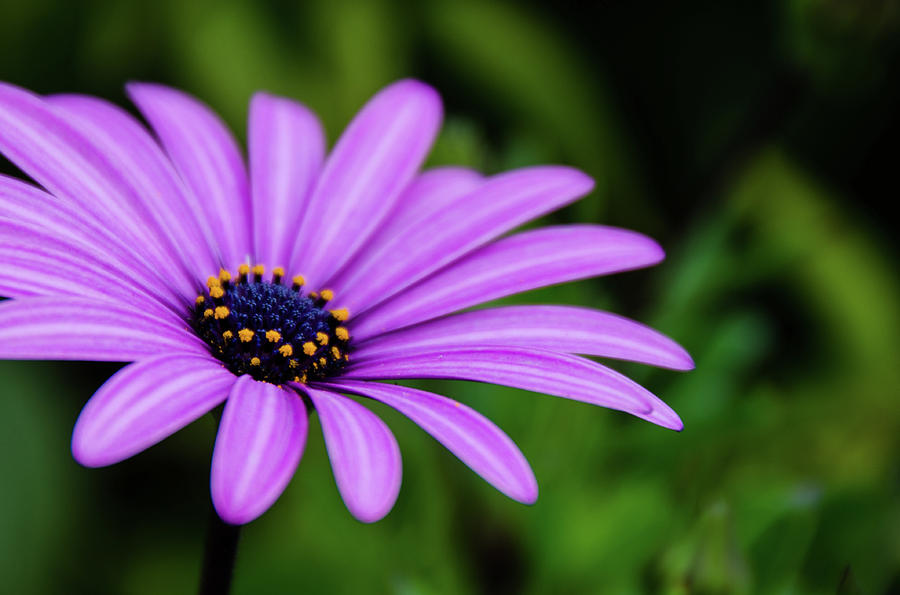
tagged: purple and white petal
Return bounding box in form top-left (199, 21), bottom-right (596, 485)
top-left (0, 297), bottom-right (202, 361)
top-left (325, 166), bottom-right (482, 290)
top-left (354, 305), bottom-right (694, 371)
top-left (127, 83), bottom-right (252, 270)
top-left (320, 379), bottom-right (537, 504)
top-left (289, 79), bottom-right (442, 289)
top-left (298, 385), bottom-right (402, 523)
top-left (249, 92), bottom-right (325, 268)
top-left (333, 166), bottom-right (593, 316)
top-left (351, 225), bottom-right (665, 339)
top-left (0, 218), bottom-right (183, 313)
top-left (211, 376), bottom-right (308, 525)
top-left (48, 94), bottom-right (220, 281)
top-left (0, 176), bottom-right (183, 309)
top-left (72, 353), bottom-right (235, 467)
top-left (343, 347), bottom-right (683, 431)
top-left (0, 82), bottom-right (186, 282)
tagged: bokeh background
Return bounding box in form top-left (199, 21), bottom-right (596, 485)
top-left (2, 0), bottom-right (899, 593)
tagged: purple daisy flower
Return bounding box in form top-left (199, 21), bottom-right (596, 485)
top-left (0, 79), bottom-right (692, 525)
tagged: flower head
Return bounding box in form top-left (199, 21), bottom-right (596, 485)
top-left (0, 79), bottom-right (692, 524)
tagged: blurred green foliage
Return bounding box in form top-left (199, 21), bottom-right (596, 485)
top-left (1, 0), bottom-right (898, 593)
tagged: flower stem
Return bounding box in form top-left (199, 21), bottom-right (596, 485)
top-left (199, 505), bottom-right (242, 595)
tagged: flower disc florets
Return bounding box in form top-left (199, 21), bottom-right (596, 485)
top-left (190, 265), bottom-right (350, 384)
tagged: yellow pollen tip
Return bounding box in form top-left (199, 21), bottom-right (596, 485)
top-left (309, 291), bottom-right (319, 300)
top-left (278, 344), bottom-right (293, 357)
top-left (331, 346), bottom-right (341, 359)
top-left (195, 295), bottom-right (205, 305)
top-left (214, 306), bottom-right (230, 320)
top-left (218, 269), bottom-right (232, 283)
top-left (265, 330), bottom-right (282, 343)
top-left (329, 308), bottom-right (349, 321)
top-left (319, 357), bottom-right (327, 366)
top-left (207, 276), bottom-right (221, 288)
top-left (289, 359), bottom-right (299, 368)
top-left (238, 264), bottom-right (250, 275)
top-left (209, 286), bottom-right (225, 299)
top-left (223, 330), bottom-right (234, 340)
top-left (252, 264), bottom-right (265, 276)
top-left (316, 332), bottom-right (329, 345)
top-left (250, 357), bottom-right (261, 366)
top-left (319, 289), bottom-right (334, 302)
top-left (292, 275), bottom-right (305, 287)
top-left (302, 341), bottom-right (317, 356)
top-left (299, 374), bottom-right (307, 383)
top-left (203, 308), bottom-right (214, 318)
top-left (272, 267), bottom-right (285, 277)
top-left (335, 327), bottom-right (349, 341)
top-left (238, 329), bottom-right (255, 343)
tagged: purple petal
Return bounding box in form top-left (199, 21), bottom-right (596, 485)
top-left (0, 82), bottom-right (187, 281)
top-left (0, 297), bottom-right (202, 361)
top-left (289, 79), bottom-right (442, 289)
top-left (297, 385), bottom-right (402, 523)
top-left (320, 379), bottom-right (537, 504)
top-left (333, 166), bottom-right (593, 316)
top-left (354, 305), bottom-right (694, 371)
top-left (0, 218), bottom-right (183, 313)
top-left (0, 175), bottom-right (182, 309)
top-left (127, 83), bottom-right (251, 270)
top-left (325, 167), bottom-right (482, 290)
top-left (368, 167), bottom-right (484, 239)
top-left (342, 347), bottom-right (683, 431)
top-left (249, 92), bottom-right (325, 268)
top-left (48, 94), bottom-right (220, 281)
top-left (211, 376), bottom-right (308, 525)
top-left (72, 353), bottom-right (235, 467)
top-left (352, 225), bottom-right (665, 339)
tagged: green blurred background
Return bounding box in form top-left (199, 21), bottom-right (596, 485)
top-left (1, 0), bottom-right (899, 593)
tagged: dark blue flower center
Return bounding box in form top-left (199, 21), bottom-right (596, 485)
top-left (190, 265), bottom-right (350, 384)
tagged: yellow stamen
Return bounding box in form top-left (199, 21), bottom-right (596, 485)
top-left (302, 341), bottom-right (317, 356)
top-left (219, 268), bottom-right (232, 283)
top-left (272, 267), bottom-right (285, 283)
top-left (252, 264), bottom-right (265, 277)
top-left (291, 275), bottom-right (305, 289)
top-left (331, 346), bottom-right (341, 359)
top-left (278, 344), bottom-right (293, 357)
top-left (207, 276), bottom-right (221, 289)
top-left (319, 289), bottom-right (334, 302)
top-left (238, 263), bottom-right (250, 282)
top-left (265, 330), bottom-right (282, 343)
top-left (223, 330), bottom-right (234, 340)
top-left (335, 327), bottom-right (349, 341)
top-left (250, 357), bottom-right (261, 366)
top-left (195, 295), bottom-right (205, 305)
top-left (203, 308), bottom-right (214, 319)
top-left (316, 332), bottom-right (329, 345)
top-left (329, 308), bottom-right (349, 322)
top-left (319, 357), bottom-right (327, 366)
top-left (238, 328), bottom-right (255, 343)
top-left (309, 291), bottom-right (319, 300)
top-left (289, 359), bottom-right (299, 369)
top-left (299, 373), bottom-right (307, 383)
top-left (214, 306), bottom-right (230, 320)
top-left (209, 286), bottom-right (224, 299)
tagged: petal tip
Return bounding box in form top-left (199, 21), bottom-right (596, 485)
top-left (211, 496), bottom-right (261, 526)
